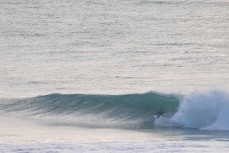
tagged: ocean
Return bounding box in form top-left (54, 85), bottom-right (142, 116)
top-left (0, 0), bottom-right (229, 152)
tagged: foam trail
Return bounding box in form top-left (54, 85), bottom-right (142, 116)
top-left (171, 89), bottom-right (229, 130)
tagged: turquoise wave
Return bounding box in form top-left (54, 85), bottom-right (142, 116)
top-left (0, 92), bottom-right (180, 129)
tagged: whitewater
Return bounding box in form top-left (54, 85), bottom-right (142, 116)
top-left (1, 0), bottom-right (229, 152)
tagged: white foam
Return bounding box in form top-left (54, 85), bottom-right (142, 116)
top-left (154, 116), bottom-right (178, 127)
top-left (171, 89), bottom-right (229, 130)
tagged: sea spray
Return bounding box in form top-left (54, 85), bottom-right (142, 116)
top-left (171, 89), bottom-right (229, 130)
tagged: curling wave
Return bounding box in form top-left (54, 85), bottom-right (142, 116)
top-left (1, 89), bottom-right (228, 131)
top-left (0, 92), bottom-right (179, 129)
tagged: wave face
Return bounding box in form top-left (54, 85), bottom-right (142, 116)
top-left (171, 90), bottom-right (229, 131)
top-left (0, 92), bottom-right (179, 129)
top-left (2, 90), bottom-right (228, 131)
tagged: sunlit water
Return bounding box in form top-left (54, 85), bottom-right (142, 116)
top-left (1, 0), bottom-right (229, 98)
top-left (0, 0), bottom-right (229, 152)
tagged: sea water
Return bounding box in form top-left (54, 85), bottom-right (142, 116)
top-left (0, 0), bottom-right (229, 152)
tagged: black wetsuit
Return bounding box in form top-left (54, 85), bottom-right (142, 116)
top-left (156, 109), bottom-right (164, 118)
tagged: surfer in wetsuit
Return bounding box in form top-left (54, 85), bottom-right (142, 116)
top-left (156, 109), bottom-right (164, 118)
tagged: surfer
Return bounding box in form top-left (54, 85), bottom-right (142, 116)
top-left (156, 109), bottom-right (164, 118)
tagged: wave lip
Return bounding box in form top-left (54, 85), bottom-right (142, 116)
top-left (171, 89), bottom-right (229, 131)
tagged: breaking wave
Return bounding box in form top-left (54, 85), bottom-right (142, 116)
top-left (0, 92), bottom-right (179, 129)
top-left (1, 89), bottom-right (229, 131)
